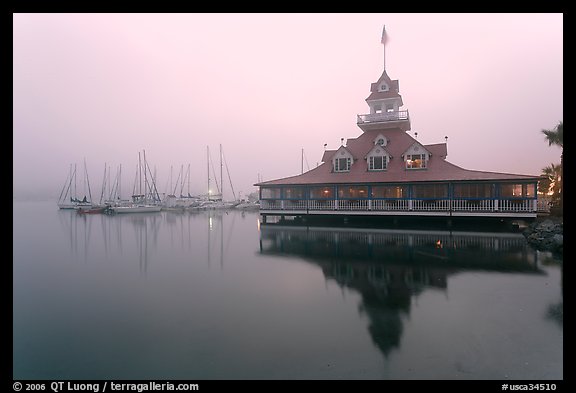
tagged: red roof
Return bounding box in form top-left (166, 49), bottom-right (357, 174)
top-left (256, 129), bottom-right (540, 186)
top-left (365, 90), bottom-right (403, 101)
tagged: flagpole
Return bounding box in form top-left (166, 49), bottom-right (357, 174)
top-left (381, 25), bottom-right (387, 71)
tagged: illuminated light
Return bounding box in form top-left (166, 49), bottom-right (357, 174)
top-left (209, 217), bottom-right (213, 230)
top-left (257, 219), bottom-right (260, 232)
top-left (435, 240), bottom-right (443, 249)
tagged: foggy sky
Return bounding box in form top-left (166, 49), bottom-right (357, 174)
top-left (13, 13), bottom-right (563, 201)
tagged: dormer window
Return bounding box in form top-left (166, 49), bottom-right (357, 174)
top-left (403, 143), bottom-right (430, 170)
top-left (369, 155), bottom-right (387, 171)
top-left (334, 157), bottom-right (351, 172)
top-left (367, 145), bottom-right (389, 172)
top-left (379, 83), bottom-right (388, 92)
top-left (333, 148), bottom-right (353, 172)
top-left (406, 154), bottom-right (427, 169)
top-left (377, 138), bottom-right (385, 146)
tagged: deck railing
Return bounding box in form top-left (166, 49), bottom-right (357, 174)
top-left (357, 110), bottom-right (409, 124)
top-left (260, 198), bottom-right (541, 214)
top-left (372, 199), bottom-right (409, 211)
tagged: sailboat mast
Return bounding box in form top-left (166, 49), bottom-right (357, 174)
top-left (187, 163), bottom-right (191, 197)
top-left (99, 163), bottom-right (107, 205)
top-left (220, 144), bottom-right (223, 201)
top-left (222, 146), bottom-right (237, 201)
top-left (119, 164), bottom-right (122, 200)
top-left (180, 164), bottom-right (184, 197)
top-left (143, 150), bottom-right (148, 202)
top-left (84, 158), bottom-right (93, 203)
top-left (138, 152), bottom-right (142, 198)
top-left (207, 146), bottom-right (210, 201)
top-left (74, 163), bottom-right (77, 201)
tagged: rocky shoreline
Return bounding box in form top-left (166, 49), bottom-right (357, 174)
top-left (523, 216), bottom-right (563, 255)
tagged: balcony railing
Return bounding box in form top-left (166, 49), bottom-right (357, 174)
top-left (357, 110), bottom-right (409, 124)
top-left (260, 198), bottom-right (542, 214)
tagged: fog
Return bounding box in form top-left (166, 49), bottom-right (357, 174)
top-left (13, 13), bottom-right (563, 201)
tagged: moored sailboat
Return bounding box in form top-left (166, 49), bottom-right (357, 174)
top-left (57, 161), bottom-right (94, 210)
top-left (110, 150), bottom-right (162, 214)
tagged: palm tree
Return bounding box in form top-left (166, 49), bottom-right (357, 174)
top-left (539, 163), bottom-right (561, 206)
top-left (542, 121), bottom-right (563, 214)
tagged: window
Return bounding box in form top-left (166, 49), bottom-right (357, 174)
top-left (283, 187), bottom-right (305, 199)
top-left (374, 105), bottom-right (382, 114)
top-left (371, 185), bottom-right (406, 199)
top-left (369, 155), bottom-right (387, 171)
top-left (334, 157), bottom-right (351, 172)
top-left (412, 184), bottom-right (448, 199)
top-left (524, 184), bottom-right (535, 197)
top-left (500, 183), bottom-right (536, 198)
top-left (406, 154), bottom-right (427, 169)
top-left (453, 183), bottom-right (494, 199)
top-left (385, 104), bottom-right (394, 113)
top-left (260, 187), bottom-right (281, 199)
top-left (374, 135), bottom-right (387, 146)
top-left (309, 186), bottom-right (334, 199)
top-left (338, 186), bottom-right (368, 199)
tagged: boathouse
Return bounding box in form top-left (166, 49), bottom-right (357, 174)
top-left (255, 26), bottom-right (543, 224)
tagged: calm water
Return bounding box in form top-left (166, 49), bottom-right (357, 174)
top-left (13, 200), bottom-right (563, 380)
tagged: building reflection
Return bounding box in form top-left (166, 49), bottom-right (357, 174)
top-left (259, 226), bottom-right (544, 357)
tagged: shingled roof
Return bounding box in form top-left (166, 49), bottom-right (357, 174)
top-left (256, 128), bottom-right (540, 186)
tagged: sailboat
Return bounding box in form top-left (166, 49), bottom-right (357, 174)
top-left (110, 151), bottom-right (162, 214)
top-left (77, 163), bottom-right (111, 214)
top-left (191, 144), bottom-right (240, 210)
top-left (162, 164), bottom-right (200, 210)
top-left (57, 161), bottom-right (93, 210)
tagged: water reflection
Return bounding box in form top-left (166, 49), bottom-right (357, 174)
top-left (259, 226), bottom-right (546, 358)
top-left (56, 209), bottom-right (237, 272)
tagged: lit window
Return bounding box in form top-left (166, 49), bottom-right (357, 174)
top-left (334, 157), bottom-right (351, 172)
top-left (500, 183), bottom-right (536, 198)
top-left (406, 154), bottom-right (427, 169)
top-left (338, 186), bottom-right (368, 199)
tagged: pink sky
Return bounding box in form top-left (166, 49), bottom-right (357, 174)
top-left (13, 13), bottom-right (563, 200)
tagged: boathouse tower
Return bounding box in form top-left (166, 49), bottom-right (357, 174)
top-left (357, 26), bottom-right (411, 133)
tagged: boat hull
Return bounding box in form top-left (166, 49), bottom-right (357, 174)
top-left (111, 205), bottom-right (162, 214)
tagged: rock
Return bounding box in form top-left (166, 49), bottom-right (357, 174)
top-left (552, 234), bottom-right (563, 247)
top-left (522, 217), bottom-right (563, 254)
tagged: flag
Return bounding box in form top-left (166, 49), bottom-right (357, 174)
top-left (381, 25), bottom-right (388, 45)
